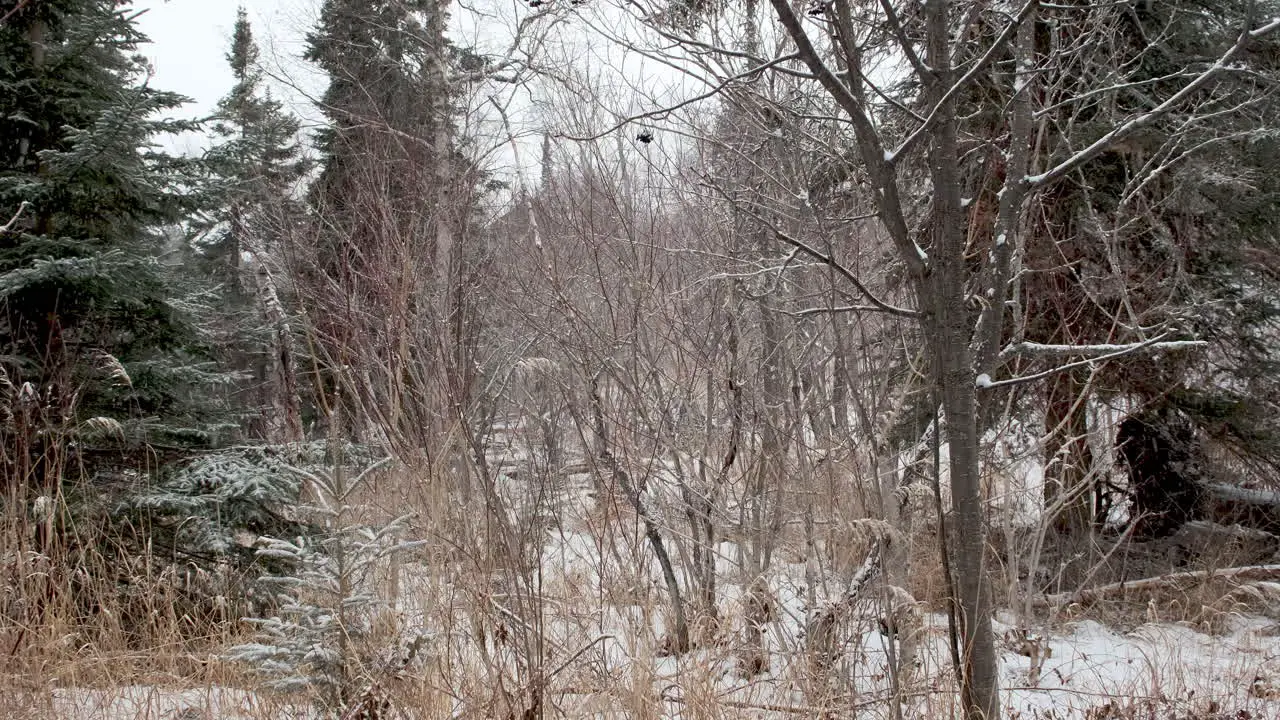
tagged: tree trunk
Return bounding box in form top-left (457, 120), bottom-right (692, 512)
top-left (739, 297), bottom-right (787, 675)
top-left (930, 306), bottom-right (1000, 720)
top-left (924, 0), bottom-right (1000, 716)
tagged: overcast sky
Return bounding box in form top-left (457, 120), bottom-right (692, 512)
top-left (130, 0), bottom-right (701, 181)
top-left (134, 0), bottom-right (320, 153)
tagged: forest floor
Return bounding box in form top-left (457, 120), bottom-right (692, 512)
top-left (8, 422), bottom-right (1280, 719)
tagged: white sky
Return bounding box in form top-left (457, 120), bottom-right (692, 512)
top-left (131, 0), bottom-right (712, 182)
top-left (134, 0), bottom-right (321, 154)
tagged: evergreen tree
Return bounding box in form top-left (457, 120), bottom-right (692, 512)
top-left (197, 6), bottom-right (308, 442)
top-left (202, 7), bottom-right (307, 278)
top-left (304, 0), bottom-right (453, 269)
top-left (122, 10), bottom-right (315, 625)
top-left (301, 0), bottom-right (488, 452)
top-left (0, 0), bottom-right (212, 490)
top-left (227, 453), bottom-right (424, 715)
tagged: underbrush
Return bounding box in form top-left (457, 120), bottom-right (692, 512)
top-left (5, 431), bottom-right (1280, 719)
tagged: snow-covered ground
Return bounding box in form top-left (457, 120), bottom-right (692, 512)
top-left (23, 613), bottom-right (1280, 718)
top-left (21, 410), bottom-right (1280, 719)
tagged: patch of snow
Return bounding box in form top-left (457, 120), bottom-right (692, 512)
top-left (49, 686), bottom-right (267, 720)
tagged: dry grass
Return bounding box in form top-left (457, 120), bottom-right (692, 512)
top-left (4, 422), bottom-right (1280, 719)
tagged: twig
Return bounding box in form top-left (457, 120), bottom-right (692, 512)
top-left (559, 54), bottom-right (802, 142)
top-left (545, 635), bottom-right (613, 682)
top-left (0, 0), bottom-right (36, 26)
top-left (1, 201), bottom-right (30, 233)
top-left (703, 184), bottom-right (919, 318)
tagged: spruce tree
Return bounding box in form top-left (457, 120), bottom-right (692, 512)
top-left (203, 7), bottom-right (307, 277)
top-left (124, 10), bottom-right (314, 623)
top-left (0, 1), bottom-right (246, 647)
top-left (301, 0), bottom-right (487, 452)
top-left (304, 0), bottom-right (452, 271)
top-left (197, 6), bottom-right (308, 442)
top-left (0, 0), bottom-right (212, 486)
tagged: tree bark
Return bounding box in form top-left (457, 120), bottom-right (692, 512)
top-left (923, 0), bottom-right (1001, 716)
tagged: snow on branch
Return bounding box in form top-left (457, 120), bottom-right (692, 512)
top-left (1001, 338), bottom-right (1209, 359)
top-left (790, 304), bottom-right (909, 317)
top-left (1026, 15), bottom-right (1280, 187)
top-left (0, 201), bottom-right (30, 234)
top-left (979, 335), bottom-right (1208, 389)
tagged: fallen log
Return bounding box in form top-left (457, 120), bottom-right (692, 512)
top-left (807, 545), bottom-right (881, 670)
top-left (1201, 483), bottom-right (1280, 534)
top-left (1170, 520), bottom-right (1280, 566)
top-left (1035, 563), bottom-right (1280, 610)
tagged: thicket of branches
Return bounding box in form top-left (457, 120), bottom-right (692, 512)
top-left (2, 0), bottom-right (1280, 718)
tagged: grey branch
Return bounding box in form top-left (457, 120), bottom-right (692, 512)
top-left (1, 201), bottom-right (30, 233)
top-left (1001, 338), bottom-right (1209, 358)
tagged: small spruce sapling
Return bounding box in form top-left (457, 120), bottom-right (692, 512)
top-left (228, 453), bottom-right (424, 714)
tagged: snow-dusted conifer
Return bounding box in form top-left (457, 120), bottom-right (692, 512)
top-left (228, 452), bottom-right (423, 714)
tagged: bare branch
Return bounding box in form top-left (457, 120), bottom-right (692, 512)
top-left (876, 0), bottom-right (930, 78)
top-left (707, 182), bottom-right (920, 318)
top-left (1028, 15), bottom-right (1280, 187)
top-left (558, 53), bottom-right (801, 142)
top-left (979, 335), bottom-right (1208, 389)
top-left (0, 201), bottom-right (30, 234)
top-left (766, 0), bottom-right (924, 280)
top-left (0, 0), bottom-right (36, 26)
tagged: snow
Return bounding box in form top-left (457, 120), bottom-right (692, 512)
top-left (883, 149), bottom-right (896, 163)
top-left (1002, 618), bottom-right (1280, 719)
top-left (36, 614), bottom-right (1280, 719)
top-left (46, 686), bottom-right (267, 720)
top-left (976, 373), bottom-right (995, 388)
top-left (35, 398), bottom-right (1280, 719)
